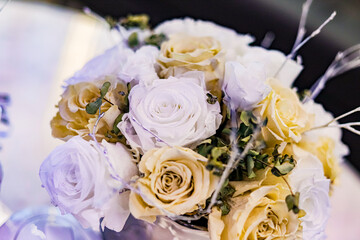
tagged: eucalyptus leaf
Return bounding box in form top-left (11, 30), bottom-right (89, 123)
top-left (112, 113), bottom-right (124, 134)
top-left (246, 156), bottom-right (256, 179)
top-left (100, 82), bottom-right (111, 98)
top-left (86, 97), bottom-right (102, 115)
top-left (128, 32), bottom-right (139, 48)
top-left (240, 111), bottom-right (250, 126)
top-left (145, 33), bottom-right (167, 48)
top-left (273, 162), bottom-right (295, 176)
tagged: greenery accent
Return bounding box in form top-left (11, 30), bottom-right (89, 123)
top-left (144, 33), bottom-right (167, 48)
top-left (85, 82), bottom-right (112, 115)
top-left (128, 32), bottom-right (139, 48)
top-left (120, 14), bottom-right (149, 30)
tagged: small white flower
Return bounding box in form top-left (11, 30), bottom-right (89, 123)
top-left (119, 45), bottom-right (160, 86)
top-left (223, 61), bottom-right (270, 110)
top-left (39, 136), bottom-right (138, 232)
top-left (289, 146), bottom-right (331, 240)
top-left (118, 73), bottom-right (222, 153)
top-left (239, 46), bottom-right (303, 87)
top-left (66, 44), bottom-right (159, 87)
top-left (66, 43), bottom-right (133, 85)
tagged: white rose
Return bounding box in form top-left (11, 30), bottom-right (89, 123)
top-left (118, 73), bottom-right (222, 153)
top-left (39, 136), bottom-right (138, 231)
top-left (119, 45), bottom-right (160, 86)
top-left (66, 43), bottom-right (132, 85)
top-left (66, 44), bottom-right (159, 86)
top-left (223, 61), bottom-right (270, 110)
top-left (239, 46), bottom-right (303, 87)
top-left (289, 146), bottom-right (331, 240)
top-left (154, 18), bottom-right (253, 60)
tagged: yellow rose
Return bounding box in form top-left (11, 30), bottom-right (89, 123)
top-left (298, 137), bottom-right (339, 184)
top-left (129, 146), bottom-right (219, 223)
top-left (51, 79), bottom-right (128, 142)
top-left (254, 81), bottom-right (314, 146)
top-left (158, 34), bottom-right (224, 97)
top-left (209, 185), bottom-right (301, 240)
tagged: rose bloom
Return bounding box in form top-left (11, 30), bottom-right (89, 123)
top-left (239, 46), bottom-right (303, 88)
top-left (289, 146), bottom-right (331, 240)
top-left (129, 146), bottom-right (219, 223)
top-left (154, 18), bottom-right (253, 59)
top-left (119, 73), bottom-right (222, 153)
top-left (254, 80), bottom-right (314, 146)
top-left (298, 100), bottom-right (349, 185)
top-left (209, 185), bottom-right (300, 240)
top-left (51, 78), bottom-right (127, 142)
top-left (223, 61), bottom-right (270, 111)
top-left (157, 34), bottom-right (224, 97)
top-left (39, 136), bottom-right (138, 231)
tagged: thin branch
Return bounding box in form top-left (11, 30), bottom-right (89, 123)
top-left (306, 107), bottom-right (360, 136)
top-left (292, 0), bottom-right (313, 50)
top-left (274, 11), bottom-right (336, 78)
top-left (306, 44), bottom-right (360, 101)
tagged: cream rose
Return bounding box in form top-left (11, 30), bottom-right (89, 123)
top-left (157, 34), bottom-right (224, 96)
top-left (51, 79), bottom-right (127, 142)
top-left (298, 100), bottom-right (349, 184)
top-left (129, 146), bottom-right (219, 223)
top-left (254, 81), bottom-right (314, 146)
top-left (154, 18), bottom-right (253, 59)
top-left (209, 185), bottom-right (300, 240)
top-left (118, 73), bottom-right (222, 153)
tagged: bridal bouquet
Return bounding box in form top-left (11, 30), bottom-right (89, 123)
top-left (39, 2), bottom-right (360, 239)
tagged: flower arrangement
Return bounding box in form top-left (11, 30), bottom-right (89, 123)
top-left (39, 1), bottom-right (360, 239)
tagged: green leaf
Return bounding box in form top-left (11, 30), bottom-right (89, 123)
top-left (120, 14), bottom-right (149, 30)
top-left (272, 162), bottom-right (295, 176)
top-left (220, 202), bottom-right (231, 216)
top-left (285, 194), bottom-right (295, 211)
top-left (86, 97), bottom-right (102, 115)
top-left (246, 156), bottom-right (256, 179)
top-left (211, 147), bottom-right (227, 160)
top-left (286, 193), bottom-right (301, 214)
top-left (144, 33), bottom-right (167, 48)
top-left (240, 111), bottom-right (251, 126)
top-left (112, 113), bottom-right (124, 134)
top-left (100, 82), bottom-right (111, 98)
top-left (128, 32), bottom-right (139, 48)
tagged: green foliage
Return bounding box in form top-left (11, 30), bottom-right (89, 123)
top-left (85, 82), bottom-right (112, 115)
top-left (128, 32), bottom-right (139, 48)
top-left (112, 113), bottom-right (124, 135)
top-left (145, 33), bottom-right (167, 48)
top-left (270, 145), bottom-right (296, 177)
top-left (100, 82), bottom-right (111, 98)
top-left (286, 192), bottom-right (301, 214)
top-left (86, 97), bottom-right (102, 115)
top-left (120, 14), bottom-right (149, 30)
top-left (217, 180), bottom-right (236, 216)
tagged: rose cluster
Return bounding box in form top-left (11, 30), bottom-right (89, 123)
top-left (40, 16), bottom-right (349, 239)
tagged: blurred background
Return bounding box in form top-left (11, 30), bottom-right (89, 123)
top-left (0, 0), bottom-right (359, 239)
